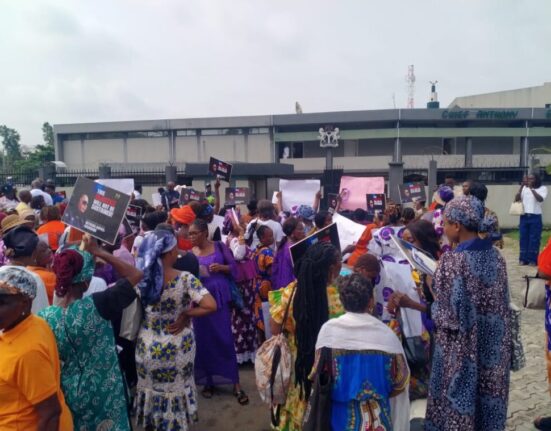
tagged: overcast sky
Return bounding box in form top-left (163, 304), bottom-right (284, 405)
top-left (1, 0), bottom-right (550, 148)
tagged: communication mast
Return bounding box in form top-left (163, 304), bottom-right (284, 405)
top-left (406, 65), bottom-right (416, 109)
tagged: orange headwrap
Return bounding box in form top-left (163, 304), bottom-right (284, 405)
top-left (170, 205), bottom-right (196, 225)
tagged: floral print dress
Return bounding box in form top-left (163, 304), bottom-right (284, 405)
top-left (135, 273), bottom-right (209, 431)
top-left (425, 238), bottom-right (511, 430)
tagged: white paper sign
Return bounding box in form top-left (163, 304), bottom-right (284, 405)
top-left (279, 179), bottom-right (320, 212)
top-left (96, 179), bottom-right (134, 196)
top-left (151, 193), bottom-right (162, 207)
top-left (332, 212), bottom-right (366, 252)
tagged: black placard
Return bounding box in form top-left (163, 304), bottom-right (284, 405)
top-left (62, 177), bottom-right (131, 245)
top-left (179, 188), bottom-right (204, 205)
top-left (208, 157), bottom-right (232, 182)
top-left (225, 187), bottom-right (250, 205)
top-left (366, 193), bottom-right (386, 214)
top-left (290, 223), bottom-right (340, 266)
top-left (327, 193), bottom-right (339, 211)
top-left (398, 182), bottom-right (427, 204)
top-left (126, 204), bottom-right (143, 234)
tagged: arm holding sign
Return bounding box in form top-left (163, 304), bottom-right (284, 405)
top-left (214, 178), bottom-right (221, 214)
top-left (313, 190), bottom-right (321, 212)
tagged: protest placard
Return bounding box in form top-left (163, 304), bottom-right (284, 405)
top-left (279, 179), bottom-right (320, 212)
top-left (332, 212), bottom-right (366, 252)
top-left (327, 193), bottom-right (339, 211)
top-left (179, 188), bottom-right (204, 205)
top-left (225, 187), bottom-right (250, 205)
top-left (126, 204), bottom-right (143, 234)
top-left (290, 223), bottom-right (340, 266)
top-left (96, 179), bottom-right (135, 196)
top-left (151, 193), bottom-right (162, 208)
top-left (208, 157), bottom-right (232, 182)
top-left (390, 234), bottom-right (437, 276)
top-left (398, 182), bottom-right (427, 204)
top-left (62, 177), bottom-right (131, 245)
top-left (366, 193), bottom-right (386, 214)
top-left (339, 176), bottom-right (384, 210)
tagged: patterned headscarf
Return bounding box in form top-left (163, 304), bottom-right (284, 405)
top-left (0, 266), bottom-right (37, 299)
top-left (298, 205), bottom-right (316, 221)
top-left (3, 226), bottom-right (39, 259)
top-left (52, 247), bottom-right (95, 297)
top-left (444, 195), bottom-right (495, 233)
top-left (135, 229), bottom-right (178, 306)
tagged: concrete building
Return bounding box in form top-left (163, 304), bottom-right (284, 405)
top-left (449, 82), bottom-right (551, 109)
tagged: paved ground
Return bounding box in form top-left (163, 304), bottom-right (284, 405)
top-left (135, 237), bottom-right (551, 430)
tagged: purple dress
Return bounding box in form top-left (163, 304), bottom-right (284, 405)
top-left (271, 240), bottom-right (296, 291)
top-left (193, 242), bottom-right (239, 386)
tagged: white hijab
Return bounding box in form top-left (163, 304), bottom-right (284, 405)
top-left (316, 312), bottom-right (410, 431)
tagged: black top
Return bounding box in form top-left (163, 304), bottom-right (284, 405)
top-left (174, 252), bottom-right (199, 277)
top-left (92, 278), bottom-right (137, 321)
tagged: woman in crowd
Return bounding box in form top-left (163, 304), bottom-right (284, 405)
top-left (427, 185), bottom-right (455, 252)
top-left (39, 235), bottom-right (143, 431)
top-left (0, 266), bottom-right (73, 430)
top-left (132, 210), bottom-right (168, 257)
top-left (26, 239), bottom-right (56, 304)
top-left (3, 225), bottom-right (50, 313)
top-left (135, 228), bottom-right (217, 430)
top-left (242, 200), bottom-right (258, 225)
top-left (252, 225), bottom-right (275, 340)
top-left (269, 242), bottom-right (344, 431)
top-left (347, 213), bottom-right (382, 267)
top-left (170, 205), bottom-right (196, 251)
top-left (223, 210), bottom-right (258, 364)
top-left (390, 219), bottom-right (440, 400)
top-left (271, 217), bottom-right (305, 291)
top-left (189, 219), bottom-right (248, 404)
top-left (297, 204), bottom-right (316, 236)
top-left (313, 210), bottom-right (333, 231)
top-left (401, 206), bottom-right (416, 225)
top-left (313, 273), bottom-right (410, 430)
top-left (245, 199), bottom-right (284, 250)
top-left (425, 195), bottom-right (511, 430)
top-left (37, 205), bottom-right (66, 251)
top-left (536, 238), bottom-right (551, 430)
top-left (516, 174), bottom-right (547, 265)
top-left (469, 181), bottom-right (504, 248)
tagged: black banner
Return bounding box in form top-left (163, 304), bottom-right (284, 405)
top-left (398, 182), bottom-right (427, 204)
top-left (62, 177), bottom-right (131, 245)
top-left (225, 187), bottom-right (250, 205)
top-left (209, 157), bottom-right (232, 182)
top-left (366, 193), bottom-right (386, 214)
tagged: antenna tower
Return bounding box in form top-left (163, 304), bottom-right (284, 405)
top-left (406, 65), bottom-right (416, 109)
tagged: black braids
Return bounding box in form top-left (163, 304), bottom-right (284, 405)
top-left (292, 241), bottom-right (337, 400)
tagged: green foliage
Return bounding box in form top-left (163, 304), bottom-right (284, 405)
top-left (0, 125), bottom-right (23, 164)
top-left (0, 123), bottom-right (55, 171)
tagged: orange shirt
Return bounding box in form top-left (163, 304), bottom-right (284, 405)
top-left (347, 223), bottom-right (377, 267)
top-left (27, 266), bottom-right (57, 305)
top-left (37, 220), bottom-right (66, 251)
top-left (0, 315), bottom-right (73, 430)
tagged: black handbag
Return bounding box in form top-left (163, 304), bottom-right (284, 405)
top-left (302, 347), bottom-right (333, 431)
top-left (400, 312), bottom-right (430, 371)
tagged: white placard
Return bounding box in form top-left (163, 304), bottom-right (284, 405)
top-left (96, 179), bottom-right (134, 196)
top-left (279, 179), bottom-right (320, 212)
top-left (151, 193), bottom-right (162, 207)
top-left (332, 212), bottom-right (366, 252)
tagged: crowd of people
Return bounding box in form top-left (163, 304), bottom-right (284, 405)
top-left (0, 174), bottom-right (547, 431)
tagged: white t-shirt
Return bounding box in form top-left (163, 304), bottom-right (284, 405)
top-left (246, 218), bottom-right (284, 250)
top-left (30, 188), bottom-right (53, 206)
top-left (521, 185), bottom-right (547, 215)
top-left (29, 271), bottom-right (49, 314)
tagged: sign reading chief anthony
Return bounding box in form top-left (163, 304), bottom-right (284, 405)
top-left (62, 177), bottom-right (132, 245)
top-left (209, 157), bottom-right (232, 182)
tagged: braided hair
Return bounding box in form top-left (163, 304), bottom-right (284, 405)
top-left (292, 241), bottom-right (340, 400)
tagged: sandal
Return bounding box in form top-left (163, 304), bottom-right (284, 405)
top-left (201, 386), bottom-right (214, 399)
top-left (233, 389), bottom-right (249, 405)
top-left (535, 417), bottom-right (551, 431)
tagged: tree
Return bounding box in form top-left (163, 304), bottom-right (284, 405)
top-left (42, 122), bottom-right (54, 147)
top-left (0, 125), bottom-right (23, 165)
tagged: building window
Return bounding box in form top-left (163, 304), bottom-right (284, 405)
top-left (201, 128), bottom-right (244, 136)
top-left (176, 130), bottom-right (197, 136)
top-left (128, 131), bottom-right (169, 138)
top-left (249, 127), bottom-right (270, 135)
top-left (278, 142), bottom-right (303, 159)
top-left (442, 138), bottom-right (453, 154)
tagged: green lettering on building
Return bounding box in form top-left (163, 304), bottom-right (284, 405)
top-left (442, 110), bottom-right (519, 120)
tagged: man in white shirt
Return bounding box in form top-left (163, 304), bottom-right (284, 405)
top-left (30, 178), bottom-right (53, 206)
top-left (516, 174), bottom-right (548, 265)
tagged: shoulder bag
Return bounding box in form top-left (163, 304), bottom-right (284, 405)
top-left (509, 201), bottom-right (525, 216)
top-left (215, 241), bottom-right (245, 310)
top-left (302, 347), bottom-right (333, 431)
top-left (254, 284), bottom-right (296, 426)
top-left (523, 274), bottom-right (547, 310)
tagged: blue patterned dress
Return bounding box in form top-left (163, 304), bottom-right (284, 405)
top-left (425, 238), bottom-right (511, 430)
top-left (135, 272), bottom-right (209, 431)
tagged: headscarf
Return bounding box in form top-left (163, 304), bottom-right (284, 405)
top-left (297, 205), bottom-right (315, 221)
top-left (135, 229), bottom-right (178, 306)
top-left (434, 185), bottom-right (454, 206)
top-left (0, 266), bottom-right (37, 299)
top-left (52, 248), bottom-right (95, 297)
top-left (3, 226), bottom-right (39, 258)
top-left (199, 204), bottom-right (213, 218)
top-left (170, 205), bottom-right (196, 225)
top-left (444, 195), bottom-right (495, 233)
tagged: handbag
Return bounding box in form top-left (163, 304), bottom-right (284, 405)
top-left (509, 303), bottom-right (526, 371)
top-left (255, 284), bottom-right (296, 426)
top-left (399, 311), bottom-right (429, 371)
top-left (119, 298), bottom-right (143, 341)
top-left (302, 347), bottom-right (333, 431)
top-left (523, 275), bottom-right (547, 309)
top-left (215, 241), bottom-right (245, 310)
top-left (509, 201), bottom-right (525, 216)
